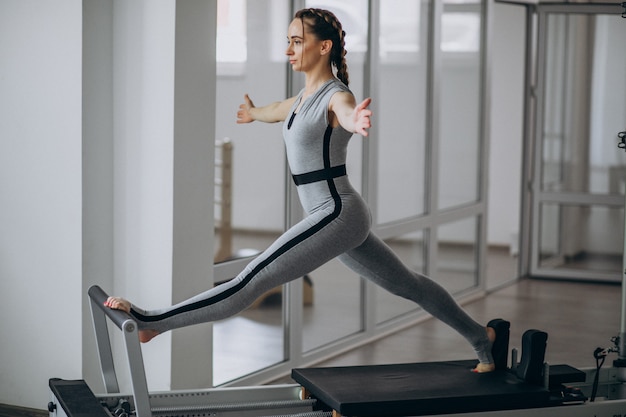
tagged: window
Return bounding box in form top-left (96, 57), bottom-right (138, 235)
top-left (380, 0), bottom-right (421, 61)
top-left (217, 0), bottom-right (247, 75)
top-left (442, 1), bottom-right (481, 53)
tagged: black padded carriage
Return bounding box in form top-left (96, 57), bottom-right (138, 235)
top-left (292, 360), bottom-right (552, 416)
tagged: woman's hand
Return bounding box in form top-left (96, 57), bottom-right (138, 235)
top-left (330, 93), bottom-right (372, 136)
top-left (236, 94), bottom-right (296, 124)
top-left (352, 97), bottom-right (372, 137)
top-left (236, 94), bottom-right (255, 124)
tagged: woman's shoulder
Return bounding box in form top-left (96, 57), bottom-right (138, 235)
top-left (319, 79), bottom-right (352, 105)
top-left (328, 77), bottom-right (351, 93)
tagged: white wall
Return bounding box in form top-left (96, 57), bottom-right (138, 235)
top-left (82, 0), bottom-right (179, 394)
top-left (1, 0), bottom-right (216, 409)
top-left (170, 0), bottom-right (216, 389)
top-left (82, 0), bottom-right (115, 392)
top-left (82, 0), bottom-right (216, 394)
top-left (0, 0), bottom-right (83, 409)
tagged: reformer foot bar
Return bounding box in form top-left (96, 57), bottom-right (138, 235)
top-left (48, 285), bottom-right (320, 417)
top-left (48, 285), bottom-right (626, 417)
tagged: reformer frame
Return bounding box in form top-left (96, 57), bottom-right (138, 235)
top-left (47, 284), bottom-right (626, 417)
top-left (71, 285), bottom-right (320, 417)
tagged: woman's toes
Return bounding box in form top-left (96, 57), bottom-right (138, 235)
top-left (473, 363), bottom-right (496, 373)
top-left (104, 296), bottom-right (131, 313)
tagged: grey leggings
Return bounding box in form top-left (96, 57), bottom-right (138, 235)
top-left (129, 175), bottom-right (492, 364)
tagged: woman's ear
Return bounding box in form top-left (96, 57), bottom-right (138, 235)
top-left (320, 39), bottom-right (333, 55)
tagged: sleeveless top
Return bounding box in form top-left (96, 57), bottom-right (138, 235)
top-left (282, 78), bottom-right (352, 178)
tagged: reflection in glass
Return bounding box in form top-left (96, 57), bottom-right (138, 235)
top-left (376, 231), bottom-right (425, 324)
top-left (437, 217), bottom-right (478, 294)
top-left (539, 203), bottom-right (560, 264)
top-left (590, 16), bottom-right (626, 194)
top-left (542, 13), bottom-right (626, 194)
top-left (541, 14), bottom-right (567, 193)
top-left (539, 203), bottom-right (622, 275)
top-left (438, 1), bottom-right (482, 209)
top-left (533, 11), bottom-right (626, 281)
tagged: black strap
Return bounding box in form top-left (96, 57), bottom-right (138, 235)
top-left (292, 165), bottom-right (347, 186)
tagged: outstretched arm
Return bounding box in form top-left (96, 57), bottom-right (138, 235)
top-left (329, 92), bottom-right (372, 136)
top-left (237, 94), bottom-right (297, 124)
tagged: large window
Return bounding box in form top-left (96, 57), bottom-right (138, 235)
top-left (377, 0), bottom-right (428, 224)
top-left (212, 0), bottom-right (489, 386)
top-left (438, 0), bottom-right (483, 210)
top-left (302, 0), bottom-right (368, 354)
top-left (217, 0), bottom-right (247, 75)
top-left (213, 0), bottom-right (288, 385)
top-left (441, 1), bottom-right (481, 53)
top-left (527, 6), bottom-right (626, 282)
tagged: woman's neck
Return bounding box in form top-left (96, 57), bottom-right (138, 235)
top-left (304, 67), bottom-right (334, 95)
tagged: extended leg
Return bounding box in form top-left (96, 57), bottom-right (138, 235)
top-left (107, 202), bottom-right (369, 337)
top-left (338, 233), bottom-right (494, 368)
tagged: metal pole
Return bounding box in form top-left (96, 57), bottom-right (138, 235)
top-left (614, 132), bottom-right (626, 401)
top-left (618, 131), bottom-right (626, 361)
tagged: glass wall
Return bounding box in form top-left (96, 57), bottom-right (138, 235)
top-left (297, 0), bottom-right (369, 355)
top-left (437, 217), bottom-right (479, 293)
top-left (374, 0), bottom-right (430, 323)
top-left (527, 4), bottom-right (626, 282)
top-left (374, 0), bottom-right (486, 325)
top-left (376, 232), bottom-right (426, 324)
top-left (377, 0), bottom-right (429, 223)
top-left (211, 0), bottom-right (488, 385)
top-left (212, 0), bottom-right (290, 385)
top-left (438, 0), bottom-right (482, 210)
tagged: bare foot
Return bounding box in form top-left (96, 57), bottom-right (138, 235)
top-left (104, 296), bottom-right (132, 313)
top-left (473, 326), bottom-right (496, 373)
top-left (473, 362), bottom-right (496, 373)
top-left (104, 297), bottom-right (160, 343)
top-left (137, 329), bottom-right (160, 343)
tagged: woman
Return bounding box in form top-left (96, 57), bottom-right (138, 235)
top-left (106, 8), bottom-right (506, 373)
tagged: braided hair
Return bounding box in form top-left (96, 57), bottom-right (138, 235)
top-left (295, 8), bottom-right (350, 86)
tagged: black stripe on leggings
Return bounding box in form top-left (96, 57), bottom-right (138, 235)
top-left (132, 126), bottom-right (341, 323)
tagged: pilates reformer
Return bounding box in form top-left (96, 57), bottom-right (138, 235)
top-left (48, 283), bottom-right (626, 417)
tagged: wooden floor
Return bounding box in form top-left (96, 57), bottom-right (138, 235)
top-left (274, 276), bottom-right (622, 383)
top-left (4, 277), bottom-right (621, 416)
top-left (0, 405), bottom-right (46, 417)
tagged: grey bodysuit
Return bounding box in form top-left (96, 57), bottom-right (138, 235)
top-left (128, 78), bottom-right (493, 365)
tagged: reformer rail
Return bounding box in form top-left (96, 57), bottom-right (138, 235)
top-left (88, 285), bottom-right (156, 417)
top-left (43, 284), bottom-right (626, 417)
top-left (86, 285), bottom-right (316, 417)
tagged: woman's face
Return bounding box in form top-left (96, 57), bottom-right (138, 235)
top-left (285, 18), bottom-right (326, 73)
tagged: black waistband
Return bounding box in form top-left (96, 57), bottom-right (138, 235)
top-left (292, 165), bottom-right (347, 186)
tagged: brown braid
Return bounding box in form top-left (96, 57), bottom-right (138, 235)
top-left (295, 8), bottom-right (350, 86)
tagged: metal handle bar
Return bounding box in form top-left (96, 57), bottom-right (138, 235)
top-left (88, 285), bottom-right (134, 331)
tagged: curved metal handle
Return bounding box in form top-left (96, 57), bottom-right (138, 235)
top-left (88, 285), bottom-right (134, 330)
